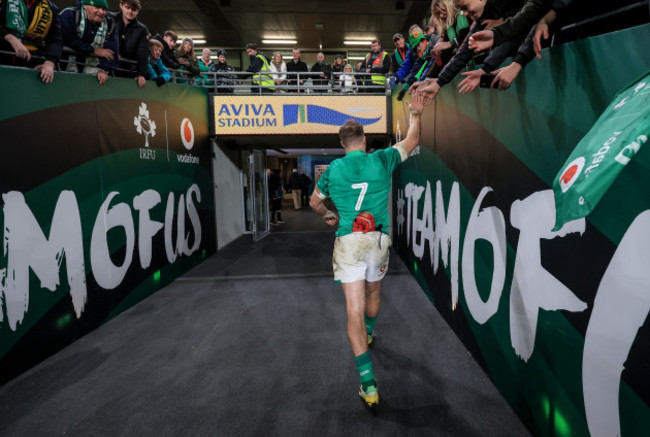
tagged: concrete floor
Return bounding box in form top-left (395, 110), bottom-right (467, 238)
top-left (0, 208), bottom-right (532, 437)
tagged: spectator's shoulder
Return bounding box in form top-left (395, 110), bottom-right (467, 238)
top-left (59, 6), bottom-right (77, 19)
top-left (137, 18), bottom-right (149, 32)
top-left (47, 0), bottom-right (60, 14)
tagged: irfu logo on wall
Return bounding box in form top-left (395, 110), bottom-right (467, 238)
top-left (134, 103), bottom-right (156, 148)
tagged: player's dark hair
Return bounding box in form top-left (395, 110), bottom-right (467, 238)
top-left (339, 120), bottom-right (365, 146)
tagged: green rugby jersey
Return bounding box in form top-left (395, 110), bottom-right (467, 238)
top-left (316, 147), bottom-right (406, 237)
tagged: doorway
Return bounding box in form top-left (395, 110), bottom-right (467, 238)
top-left (243, 149), bottom-right (270, 241)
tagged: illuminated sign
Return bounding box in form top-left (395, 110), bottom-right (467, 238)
top-left (211, 95), bottom-right (388, 135)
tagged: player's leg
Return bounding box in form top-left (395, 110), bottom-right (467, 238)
top-left (342, 280), bottom-right (369, 356)
top-left (342, 280), bottom-right (379, 408)
top-left (364, 280), bottom-right (382, 345)
top-left (364, 232), bottom-right (391, 346)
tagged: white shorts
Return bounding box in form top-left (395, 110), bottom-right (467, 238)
top-left (332, 232), bottom-right (392, 283)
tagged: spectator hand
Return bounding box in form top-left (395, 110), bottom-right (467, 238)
top-left (468, 30), bottom-right (494, 52)
top-left (97, 70), bottom-right (108, 85)
top-left (533, 22), bottom-right (550, 59)
top-left (481, 18), bottom-right (503, 30)
top-left (179, 58), bottom-right (189, 66)
top-left (492, 63), bottom-right (522, 90)
top-left (5, 34), bottom-right (30, 61)
top-left (35, 60), bottom-right (55, 84)
top-left (458, 70), bottom-right (482, 95)
top-left (408, 78), bottom-right (429, 95)
top-left (433, 40), bottom-right (451, 56)
top-left (416, 80), bottom-right (440, 103)
top-left (136, 75), bottom-right (147, 87)
top-left (94, 47), bottom-right (114, 60)
top-left (155, 76), bottom-right (166, 86)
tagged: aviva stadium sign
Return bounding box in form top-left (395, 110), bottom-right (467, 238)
top-left (211, 95), bottom-right (389, 135)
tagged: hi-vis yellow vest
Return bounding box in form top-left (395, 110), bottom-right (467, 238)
top-left (252, 54), bottom-right (275, 89)
top-left (364, 50), bottom-right (388, 85)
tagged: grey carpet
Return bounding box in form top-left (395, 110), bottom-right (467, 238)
top-left (0, 208), bottom-right (531, 437)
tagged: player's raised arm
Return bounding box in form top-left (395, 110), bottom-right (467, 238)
top-left (395, 91), bottom-right (424, 158)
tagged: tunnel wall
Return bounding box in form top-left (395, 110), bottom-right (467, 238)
top-left (391, 24), bottom-right (650, 437)
top-left (0, 68), bottom-right (216, 384)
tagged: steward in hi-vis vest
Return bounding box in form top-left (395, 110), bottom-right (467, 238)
top-left (245, 42), bottom-right (274, 93)
top-left (360, 39), bottom-right (390, 91)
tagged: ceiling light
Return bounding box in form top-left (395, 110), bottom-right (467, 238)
top-left (262, 39), bottom-right (297, 45)
top-left (176, 38), bottom-right (206, 45)
top-left (347, 56), bottom-right (366, 60)
top-left (344, 40), bottom-right (373, 46)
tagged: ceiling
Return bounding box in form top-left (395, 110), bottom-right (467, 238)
top-left (58, 0), bottom-right (431, 53)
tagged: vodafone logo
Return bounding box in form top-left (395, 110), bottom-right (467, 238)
top-left (180, 118), bottom-right (195, 150)
top-left (559, 157), bottom-right (585, 193)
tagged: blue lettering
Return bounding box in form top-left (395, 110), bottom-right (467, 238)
top-left (232, 105), bottom-right (243, 116)
top-left (218, 105), bottom-right (230, 116)
top-left (263, 105), bottom-right (275, 116)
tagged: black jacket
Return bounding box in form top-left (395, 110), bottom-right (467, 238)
top-left (310, 62), bottom-right (330, 87)
top-left (109, 11), bottom-right (149, 77)
top-left (289, 172), bottom-right (302, 190)
top-left (151, 33), bottom-right (180, 70)
top-left (286, 59), bottom-right (308, 86)
top-left (210, 61), bottom-right (236, 92)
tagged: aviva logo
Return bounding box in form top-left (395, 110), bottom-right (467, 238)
top-left (283, 105), bottom-right (382, 127)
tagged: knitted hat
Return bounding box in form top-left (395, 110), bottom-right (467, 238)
top-left (83, 0), bottom-right (108, 8)
top-left (182, 37), bottom-right (194, 46)
top-left (217, 49), bottom-right (227, 57)
top-left (408, 29), bottom-right (426, 49)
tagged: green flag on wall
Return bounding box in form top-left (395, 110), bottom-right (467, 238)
top-left (553, 71), bottom-right (650, 230)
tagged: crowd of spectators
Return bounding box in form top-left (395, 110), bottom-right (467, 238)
top-left (0, 0), bottom-right (241, 89)
top-left (0, 0), bottom-right (644, 93)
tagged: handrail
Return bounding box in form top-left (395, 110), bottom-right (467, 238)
top-left (559, 1), bottom-right (649, 32)
top-left (5, 44), bottom-right (392, 94)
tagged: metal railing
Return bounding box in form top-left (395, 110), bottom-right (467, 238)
top-left (196, 70), bottom-right (389, 95)
top-left (1, 46), bottom-right (391, 94)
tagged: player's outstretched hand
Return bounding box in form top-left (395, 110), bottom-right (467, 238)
top-left (408, 89), bottom-right (425, 113)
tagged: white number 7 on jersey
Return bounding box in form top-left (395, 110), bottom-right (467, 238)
top-left (352, 182), bottom-right (368, 211)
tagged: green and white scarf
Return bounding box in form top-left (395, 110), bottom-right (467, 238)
top-left (5, 0), bottom-right (28, 38)
top-left (63, 4), bottom-right (109, 71)
top-left (77, 5), bottom-right (108, 68)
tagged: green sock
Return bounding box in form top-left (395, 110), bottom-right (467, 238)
top-left (354, 352), bottom-right (376, 390)
top-left (364, 315), bottom-right (377, 335)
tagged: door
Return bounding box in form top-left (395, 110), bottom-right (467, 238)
top-left (248, 149), bottom-right (269, 241)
